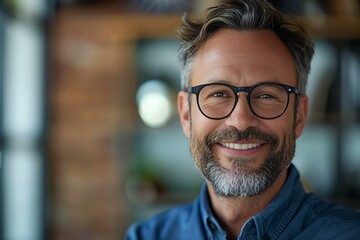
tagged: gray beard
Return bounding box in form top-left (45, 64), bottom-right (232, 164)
top-left (190, 126), bottom-right (295, 197)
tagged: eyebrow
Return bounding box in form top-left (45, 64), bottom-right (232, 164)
top-left (204, 79), bottom-right (283, 86)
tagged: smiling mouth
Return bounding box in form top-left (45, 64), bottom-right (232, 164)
top-left (220, 142), bottom-right (262, 150)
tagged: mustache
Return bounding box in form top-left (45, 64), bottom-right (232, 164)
top-left (206, 127), bottom-right (278, 146)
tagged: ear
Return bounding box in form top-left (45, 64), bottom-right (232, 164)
top-left (178, 91), bottom-right (191, 138)
top-left (295, 95), bottom-right (308, 139)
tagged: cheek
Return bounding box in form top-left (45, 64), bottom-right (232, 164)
top-left (190, 119), bottom-right (221, 150)
top-left (191, 117), bottom-right (212, 140)
top-left (261, 115), bottom-right (295, 143)
top-left (190, 106), bottom-right (219, 132)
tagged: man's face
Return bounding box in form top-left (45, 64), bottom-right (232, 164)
top-left (178, 29), bottom-right (308, 197)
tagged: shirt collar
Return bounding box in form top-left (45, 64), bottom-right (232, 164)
top-left (254, 164), bottom-right (308, 238)
top-left (199, 181), bottom-right (226, 238)
top-left (198, 164), bottom-right (308, 239)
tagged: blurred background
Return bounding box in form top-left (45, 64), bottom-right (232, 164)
top-left (0, 0), bottom-right (359, 239)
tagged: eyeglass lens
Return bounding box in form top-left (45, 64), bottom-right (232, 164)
top-left (197, 84), bottom-right (290, 119)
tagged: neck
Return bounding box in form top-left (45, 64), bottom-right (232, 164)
top-left (207, 170), bottom-right (288, 239)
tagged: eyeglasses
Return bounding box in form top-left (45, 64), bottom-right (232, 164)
top-left (186, 82), bottom-right (299, 120)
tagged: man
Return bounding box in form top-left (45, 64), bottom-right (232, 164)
top-left (126, 0), bottom-right (360, 239)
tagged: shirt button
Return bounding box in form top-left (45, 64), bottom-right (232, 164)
top-left (209, 222), bottom-right (217, 230)
top-left (262, 234), bottom-right (270, 240)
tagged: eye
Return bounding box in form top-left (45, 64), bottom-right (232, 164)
top-left (201, 85), bottom-right (234, 99)
top-left (252, 85), bottom-right (285, 102)
top-left (252, 89), bottom-right (285, 104)
top-left (258, 93), bottom-right (276, 99)
top-left (212, 91), bottom-right (229, 98)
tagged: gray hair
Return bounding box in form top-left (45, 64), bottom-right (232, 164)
top-left (178, 0), bottom-right (314, 95)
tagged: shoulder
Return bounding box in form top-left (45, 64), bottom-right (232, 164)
top-left (307, 196), bottom-right (360, 222)
top-left (302, 196), bottom-right (360, 238)
top-left (125, 202), bottom-right (199, 240)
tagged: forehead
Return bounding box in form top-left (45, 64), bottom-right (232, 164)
top-left (192, 29), bottom-right (296, 86)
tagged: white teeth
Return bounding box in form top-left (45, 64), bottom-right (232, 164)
top-left (222, 143), bottom-right (261, 150)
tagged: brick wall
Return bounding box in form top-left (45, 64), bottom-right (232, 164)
top-left (49, 9), bottom-right (138, 239)
top-left (49, 7), bottom-right (181, 238)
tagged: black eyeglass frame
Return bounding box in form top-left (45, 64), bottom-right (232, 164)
top-left (186, 82), bottom-right (300, 120)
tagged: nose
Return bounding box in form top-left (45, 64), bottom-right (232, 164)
top-left (224, 93), bottom-right (258, 131)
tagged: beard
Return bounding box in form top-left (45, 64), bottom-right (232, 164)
top-left (189, 125), bottom-right (296, 197)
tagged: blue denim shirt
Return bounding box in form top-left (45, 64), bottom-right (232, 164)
top-left (126, 165), bottom-right (360, 239)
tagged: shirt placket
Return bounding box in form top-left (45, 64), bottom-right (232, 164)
top-left (206, 217), bottom-right (227, 240)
